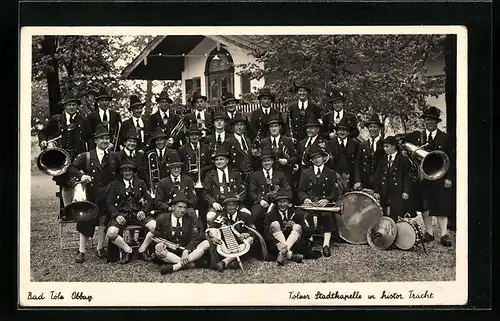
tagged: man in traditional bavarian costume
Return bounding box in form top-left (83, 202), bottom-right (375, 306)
top-left (248, 148), bottom-right (290, 233)
top-left (297, 116), bottom-right (328, 170)
top-left (287, 82), bottom-right (322, 144)
top-left (353, 113), bottom-right (385, 191)
top-left (67, 125), bottom-right (117, 263)
top-left (206, 194), bottom-right (255, 271)
top-left (119, 95), bottom-right (153, 152)
top-left (38, 92), bottom-right (88, 220)
top-left (204, 110), bottom-right (232, 157)
top-left (264, 190), bottom-right (322, 265)
top-left (321, 89), bottom-right (359, 141)
top-left (112, 129), bottom-right (148, 184)
top-left (149, 89), bottom-right (184, 149)
top-left (105, 159), bottom-right (155, 263)
top-left (220, 91), bottom-right (244, 134)
top-left (154, 154), bottom-right (198, 222)
top-left (403, 106), bottom-right (454, 247)
top-left (325, 117), bottom-right (359, 190)
top-left (373, 136), bottom-right (413, 222)
top-left (153, 194), bottom-right (211, 274)
top-left (261, 114), bottom-right (299, 187)
top-left (147, 127), bottom-right (180, 183)
top-left (203, 146), bottom-right (248, 219)
top-left (183, 91), bottom-right (213, 140)
top-left (85, 88), bottom-right (122, 151)
top-left (225, 113), bottom-right (258, 187)
top-left (249, 88), bottom-right (284, 142)
top-left (178, 123), bottom-right (213, 184)
top-left (296, 145), bottom-right (343, 257)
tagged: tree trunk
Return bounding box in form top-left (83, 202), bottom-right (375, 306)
top-left (41, 36), bottom-right (61, 116)
top-left (145, 80), bottom-right (153, 115)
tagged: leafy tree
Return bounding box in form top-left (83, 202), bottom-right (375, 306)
top-left (237, 34), bottom-right (446, 132)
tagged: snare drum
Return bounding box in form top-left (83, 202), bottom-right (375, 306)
top-left (394, 217), bottom-right (422, 251)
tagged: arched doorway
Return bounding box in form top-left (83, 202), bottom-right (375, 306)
top-left (204, 47), bottom-right (234, 101)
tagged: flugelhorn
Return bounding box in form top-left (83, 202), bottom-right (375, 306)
top-left (401, 141), bottom-right (450, 181)
top-left (64, 180), bottom-right (99, 222)
top-left (36, 135), bottom-right (72, 176)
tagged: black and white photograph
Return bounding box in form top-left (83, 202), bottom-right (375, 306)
top-left (19, 26), bottom-right (468, 306)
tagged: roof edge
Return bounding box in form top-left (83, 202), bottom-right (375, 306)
top-left (121, 35), bottom-right (167, 79)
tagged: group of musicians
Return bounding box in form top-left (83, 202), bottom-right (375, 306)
top-left (38, 83), bottom-right (454, 274)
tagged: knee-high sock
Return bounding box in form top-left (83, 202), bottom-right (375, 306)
top-left (437, 216), bottom-right (448, 237)
top-left (222, 257), bottom-right (235, 265)
top-left (160, 252), bottom-right (181, 264)
top-left (272, 231), bottom-right (287, 247)
top-left (138, 231), bottom-right (154, 253)
top-left (96, 225), bottom-right (106, 250)
top-left (172, 247), bottom-right (205, 271)
top-left (111, 235), bottom-right (133, 253)
top-left (286, 231), bottom-right (300, 250)
top-left (323, 232), bottom-right (332, 247)
top-left (422, 211), bottom-right (434, 235)
top-left (79, 233), bottom-right (87, 253)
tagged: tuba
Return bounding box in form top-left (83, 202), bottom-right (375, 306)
top-left (146, 150), bottom-right (161, 198)
top-left (36, 135), bottom-right (72, 176)
top-left (401, 142), bottom-right (450, 181)
top-left (64, 181), bottom-right (99, 222)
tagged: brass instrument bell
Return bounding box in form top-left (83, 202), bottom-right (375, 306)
top-left (402, 142), bottom-right (450, 181)
top-left (64, 182), bottom-right (99, 222)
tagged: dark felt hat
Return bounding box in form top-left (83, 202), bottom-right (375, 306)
top-left (364, 113), bottom-right (383, 127)
top-left (223, 193), bottom-right (241, 204)
top-left (128, 95), bottom-right (145, 110)
top-left (325, 89), bottom-right (345, 102)
top-left (308, 145), bottom-right (329, 160)
top-left (212, 146), bottom-right (230, 159)
top-left (382, 135), bottom-right (398, 146)
top-left (335, 117), bottom-right (351, 130)
top-left (170, 193), bottom-right (191, 206)
top-left (187, 123), bottom-right (202, 135)
top-left (293, 82), bottom-right (312, 94)
top-left (93, 124), bottom-right (110, 139)
top-left (59, 92), bottom-right (81, 106)
top-left (304, 116), bottom-right (321, 127)
top-left (273, 189), bottom-right (293, 202)
top-left (166, 153), bottom-right (183, 168)
top-left (257, 88), bottom-right (276, 102)
top-left (221, 91), bottom-right (240, 105)
top-left (120, 159), bottom-right (137, 171)
top-left (123, 128), bottom-right (139, 141)
top-left (95, 88), bottom-right (113, 101)
top-left (190, 92), bottom-right (208, 105)
top-left (213, 110), bottom-right (227, 121)
top-left (420, 106), bottom-right (442, 122)
top-left (156, 89), bottom-right (173, 103)
top-left (267, 114), bottom-right (283, 126)
top-left (230, 112), bottom-right (248, 126)
top-left (259, 148), bottom-right (275, 161)
top-left (150, 127), bottom-right (168, 142)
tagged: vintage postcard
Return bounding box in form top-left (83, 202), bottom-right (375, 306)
top-left (19, 25), bottom-right (467, 307)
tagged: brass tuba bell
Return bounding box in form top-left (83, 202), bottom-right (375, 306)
top-left (402, 142), bottom-right (450, 181)
top-left (64, 182), bottom-right (99, 222)
top-left (36, 136), bottom-right (71, 176)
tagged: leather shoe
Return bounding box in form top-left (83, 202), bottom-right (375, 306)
top-left (120, 251), bottom-right (133, 264)
top-left (276, 250), bottom-right (287, 266)
top-left (136, 251), bottom-right (150, 261)
top-left (97, 248), bottom-right (107, 259)
top-left (215, 261), bottom-right (226, 272)
top-left (422, 232), bottom-right (435, 243)
top-left (322, 246), bottom-right (331, 257)
top-left (75, 251), bottom-right (85, 263)
top-left (160, 264), bottom-right (174, 275)
top-left (440, 235), bottom-right (452, 247)
top-left (306, 250), bottom-right (323, 260)
top-left (290, 253), bottom-right (304, 263)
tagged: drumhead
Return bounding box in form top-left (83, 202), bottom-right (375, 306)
top-left (335, 191), bottom-right (383, 244)
top-left (395, 221), bottom-right (417, 250)
top-left (366, 216), bottom-right (397, 250)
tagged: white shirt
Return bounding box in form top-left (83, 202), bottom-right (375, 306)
top-left (195, 110), bottom-right (206, 120)
top-left (338, 137), bottom-right (348, 147)
top-left (261, 107), bottom-right (270, 115)
top-left (124, 149), bottom-right (135, 158)
top-left (298, 100), bottom-right (308, 110)
top-left (156, 147), bottom-right (166, 158)
top-left (217, 168), bottom-right (230, 184)
top-left (388, 151), bottom-right (398, 163)
top-left (369, 136), bottom-right (381, 152)
top-left (190, 142), bottom-right (200, 151)
top-left (226, 111), bottom-right (236, 120)
top-left (263, 167), bottom-right (273, 180)
top-left (279, 209), bottom-right (288, 221)
top-left (170, 174), bottom-right (181, 184)
top-left (171, 215), bottom-right (182, 228)
top-left (333, 109), bottom-right (344, 124)
top-left (96, 147), bottom-right (107, 164)
top-left (132, 116), bottom-right (145, 141)
top-left (314, 164), bottom-right (324, 176)
top-left (123, 178), bottom-right (133, 189)
top-left (305, 135), bottom-right (318, 147)
top-left (160, 110), bottom-right (170, 119)
top-left (270, 135), bottom-right (281, 147)
top-left (99, 108), bottom-right (110, 124)
top-left (425, 129), bottom-right (438, 140)
top-left (65, 112), bottom-right (74, 125)
top-left (215, 131), bottom-right (226, 142)
top-left (229, 211), bottom-right (238, 223)
top-left (233, 133), bottom-right (248, 150)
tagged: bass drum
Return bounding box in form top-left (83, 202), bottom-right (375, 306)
top-left (334, 191), bottom-right (383, 244)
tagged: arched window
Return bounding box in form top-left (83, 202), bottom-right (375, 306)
top-left (204, 47), bottom-right (234, 101)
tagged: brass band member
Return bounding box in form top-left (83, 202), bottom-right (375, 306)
top-left (404, 107), bottom-right (454, 247)
top-left (321, 90), bottom-right (359, 141)
top-left (105, 160), bottom-right (156, 264)
top-left (153, 194), bottom-right (211, 274)
top-left (249, 88), bottom-right (284, 141)
top-left (220, 91), bottom-right (243, 133)
top-left (203, 146), bottom-right (248, 218)
top-left (325, 117), bottom-right (359, 190)
top-left (287, 82), bottom-right (322, 144)
top-left (297, 116), bottom-right (328, 169)
top-left (154, 155), bottom-right (198, 219)
top-left (204, 111), bottom-right (232, 156)
top-left (67, 125), bottom-right (117, 263)
top-left (248, 149), bottom-right (289, 232)
top-left (119, 95), bottom-right (152, 152)
top-left (296, 145), bottom-right (342, 257)
top-left (184, 91), bottom-right (213, 139)
top-left (148, 127), bottom-right (180, 182)
top-left (353, 113), bottom-right (385, 191)
top-left (373, 136), bottom-right (413, 222)
top-left (38, 93), bottom-right (88, 219)
top-left (264, 190), bottom-right (322, 265)
top-left (261, 114), bottom-right (298, 187)
top-left (225, 113), bottom-right (257, 186)
top-left (149, 89), bottom-right (184, 149)
top-left (86, 88), bottom-right (122, 151)
top-left (178, 124), bottom-right (213, 183)
top-left (112, 129), bottom-right (148, 184)
top-left (206, 194), bottom-right (255, 272)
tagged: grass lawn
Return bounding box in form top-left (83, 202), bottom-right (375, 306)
top-left (29, 171), bottom-right (456, 283)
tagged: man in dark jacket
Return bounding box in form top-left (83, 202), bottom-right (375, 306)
top-left (119, 95), bottom-right (153, 151)
top-left (249, 88), bottom-right (284, 141)
top-left (321, 90), bottom-right (359, 141)
top-left (148, 89), bottom-right (185, 149)
top-left (287, 82), bottom-right (322, 144)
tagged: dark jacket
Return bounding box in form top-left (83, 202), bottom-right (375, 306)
top-left (154, 175), bottom-right (198, 212)
top-left (177, 143), bottom-right (214, 181)
top-left (183, 110), bottom-right (214, 138)
top-left (249, 107), bottom-right (284, 141)
top-left (105, 178), bottom-right (153, 218)
top-left (297, 135), bottom-right (328, 168)
top-left (248, 169), bottom-right (289, 204)
top-left (353, 138), bottom-right (385, 189)
top-left (149, 111), bottom-right (185, 149)
top-left (287, 100), bottom-right (322, 143)
top-left (38, 113), bottom-right (88, 159)
top-left (261, 135), bottom-right (298, 177)
top-left (119, 117), bottom-right (153, 151)
top-left (110, 150), bottom-right (148, 184)
top-left (225, 135), bottom-right (258, 173)
top-left (297, 166), bottom-right (342, 204)
top-left (153, 211), bottom-right (203, 251)
top-left (85, 109), bottom-right (122, 150)
top-left (325, 137), bottom-right (359, 179)
top-left (202, 167), bottom-right (246, 205)
top-left (321, 109), bottom-right (359, 140)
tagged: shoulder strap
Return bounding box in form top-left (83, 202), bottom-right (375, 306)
top-left (85, 151), bottom-right (90, 172)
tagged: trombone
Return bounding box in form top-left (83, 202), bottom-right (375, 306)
top-left (146, 150), bottom-right (161, 198)
top-left (188, 144), bottom-right (204, 189)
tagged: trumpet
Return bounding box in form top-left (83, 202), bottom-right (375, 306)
top-left (146, 150), bottom-right (161, 198)
top-left (251, 130), bottom-right (262, 157)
